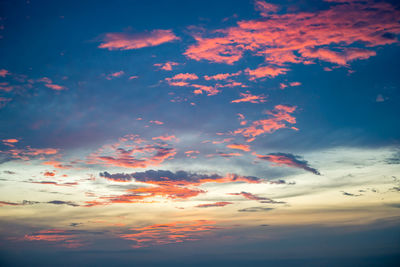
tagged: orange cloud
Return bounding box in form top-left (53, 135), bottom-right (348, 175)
top-left (231, 92), bottom-right (267, 103)
top-left (43, 160), bottom-right (73, 169)
top-left (43, 171), bottom-right (56, 177)
top-left (2, 138), bottom-right (18, 143)
top-left (226, 143), bottom-right (251, 152)
top-left (119, 220), bottom-right (219, 248)
top-left (99, 29), bottom-right (179, 50)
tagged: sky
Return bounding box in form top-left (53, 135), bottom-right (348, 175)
top-left (0, 0), bottom-right (400, 266)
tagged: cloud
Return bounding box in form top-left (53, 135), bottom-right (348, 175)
top-left (1, 146), bottom-right (58, 161)
top-left (95, 170), bottom-right (270, 204)
top-left (245, 66), bottom-right (289, 80)
top-left (254, 0), bottom-right (279, 16)
top-left (98, 29), bottom-right (180, 50)
top-left (0, 97), bottom-right (11, 108)
top-left (231, 92), bottom-right (267, 103)
top-left (154, 61), bottom-right (180, 71)
top-left (38, 77), bottom-right (66, 90)
top-left (226, 143), bottom-right (251, 152)
top-left (204, 71), bottom-right (241, 81)
top-left (254, 152), bottom-right (321, 175)
top-left (106, 71), bottom-right (125, 80)
top-left (233, 105), bottom-right (297, 142)
top-left (119, 220), bottom-right (218, 248)
top-left (341, 191), bottom-right (362, 197)
top-left (88, 135), bottom-right (176, 169)
top-left (229, 191), bottom-right (285, 203)
top-left (0, 69), bottom-right (9, 77)
top-left (24, 229), bottom-right (84, 248)
top-left (195, 201), bottom-right (233, 208)
top-left (30, 181), bottom-right (78, 186)
top-left (46, 200), bottom-right (80, 207)
top-left (238, 206), bottom-right (274, 212)
top-left (152, 135), bottom-right (178, 142)
top-left (184, 0), bottom-right (400, 71)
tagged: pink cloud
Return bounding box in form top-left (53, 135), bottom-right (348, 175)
top-left (245, 66), bottom-right (289, 80)
top-left (0, 69), bottom-right (9, 77)
top-left (226, 143), bottom-right (251, 152)
top-left (233, 105), bottom-right (297, 142)
top-left (154, 61), bottom-right (180, 71)
top-left (99, 29), bottom-right (180, 50)
top-left (231, 92), bottom-right (267, 103)
top-left (106, 71), bottom-right (125, 80)
top-left (184, 0), bottom-right (400, 70)
top-left (204, 71), bottom-right (241, 81)
top-left (152, 135), bottom-right (178, 142)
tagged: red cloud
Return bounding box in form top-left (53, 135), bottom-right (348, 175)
top-left (43, 171), bottom-right (55, 177)
top-left (231, 92), bottom-right (267, 103)
top-left (185, 0), bottom-right (400, 70)
top-left (99, 29), bottom-right (179, 50)
top-left (195, 201), bottom-right (233, 208)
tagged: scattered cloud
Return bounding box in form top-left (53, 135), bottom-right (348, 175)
top-left (231, 92), bottom-right (267, 103)
top-left (99, 29), bottom-right (180, 50)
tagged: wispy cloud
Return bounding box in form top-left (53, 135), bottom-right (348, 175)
top-left (99, 29), bottom-right (180, 50)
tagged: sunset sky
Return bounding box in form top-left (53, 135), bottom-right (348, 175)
top-left (1, 0), bottom-right (400, 266)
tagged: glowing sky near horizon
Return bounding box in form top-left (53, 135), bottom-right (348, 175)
top-left (0, 0), bottom-right (400, 266)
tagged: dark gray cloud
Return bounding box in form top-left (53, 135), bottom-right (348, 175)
top-left (341, 191), bottom-right (362, 197)
top-left (99, 170), bottom-right (263, 184)
top-left (238, 207), bottom-right (274, 212)
top-left (255, 152), bottom-right (321, 175)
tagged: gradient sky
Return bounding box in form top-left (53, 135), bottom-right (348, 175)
top-left (1, 0), bottom-right (400, 266)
